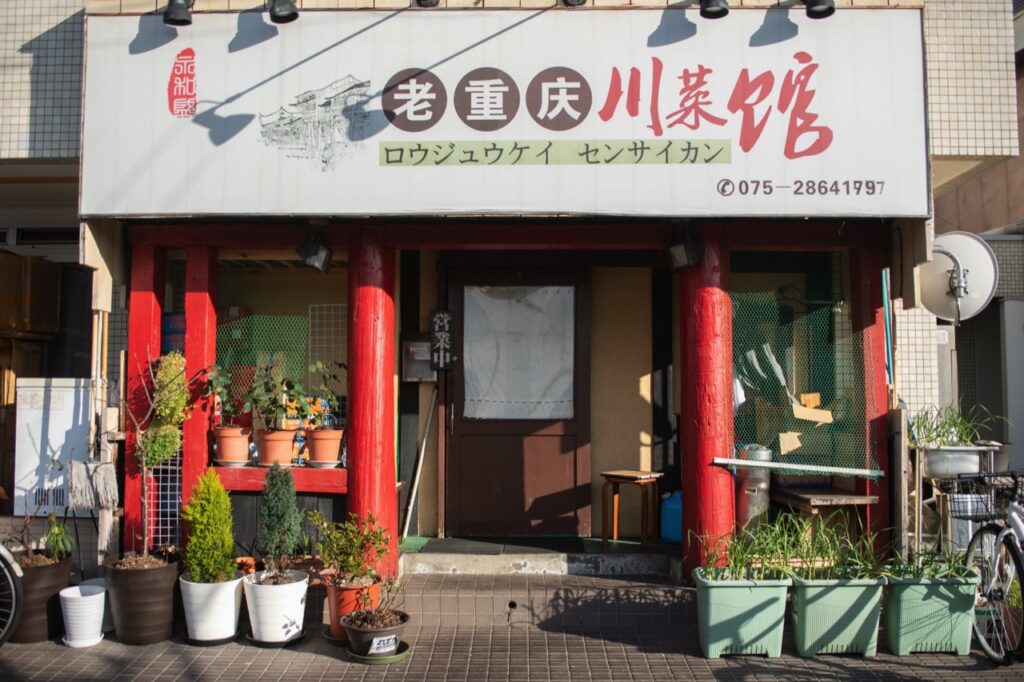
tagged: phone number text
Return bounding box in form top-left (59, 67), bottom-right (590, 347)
top-left (716, 179), bottom-right (885, 197)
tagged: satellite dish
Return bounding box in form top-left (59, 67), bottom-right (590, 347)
top-left (920, 231), bottom-right (998, 324)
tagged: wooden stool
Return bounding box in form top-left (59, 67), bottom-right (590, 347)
top-left (600, 470), bottom-right (664, 549)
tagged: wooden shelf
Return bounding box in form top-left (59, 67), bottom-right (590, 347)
top-left (209, 466), bottom-right (347, 494)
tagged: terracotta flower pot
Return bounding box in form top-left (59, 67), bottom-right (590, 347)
top-left (304, 428), bottom-right (343, 463)
top-left (325, 580), bottom-right (380, 640)
top-left (11, 557), bottom-right (72, 642)
top-left (256, 430), bottom-right (297, 466)
top-left (213, 426), bottom-right (251, 463)
top-left (104, 554), bottom-right (180, 645)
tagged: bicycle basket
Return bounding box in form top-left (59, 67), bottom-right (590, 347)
top-left (945, 474), bottom-right (1024, 521)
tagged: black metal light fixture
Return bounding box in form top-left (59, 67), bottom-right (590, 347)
top-left (699, 0), bottom-right (729, 19)
top-left (163, 0), bottom-right (193, 27)
top-left (297, 231), bottom-right (332, 273)
top-left (803, 0), bottom-right (835, 19)
top-left (416, 0), bottom-right (440, 6)
top-left (268, 0), bottom-right (299, 24)
top-left (563, 0), bottom-right (587, 7)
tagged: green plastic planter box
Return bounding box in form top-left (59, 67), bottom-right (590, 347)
top-left (791, 577), bottom-right (886, 657)
top-left (693, 568), bottom-right (791, 658)
top-left (884, 576), bottom-right (978, 656)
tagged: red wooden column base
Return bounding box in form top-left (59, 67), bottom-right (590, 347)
top-left (680, 234), bottom-right (736, 574)
top-left (347, 227), bottom-right (398, 577)
top-left (124, 244), bottom-right (166, 554)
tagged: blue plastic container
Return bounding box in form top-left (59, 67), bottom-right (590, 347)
top-left (660, 490), bottom-right (683, 544)
top-left (161, 313), bottom-right (185, 353)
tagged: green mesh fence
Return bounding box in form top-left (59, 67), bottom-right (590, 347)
top-left (731, 272), bottom-right (880, 478)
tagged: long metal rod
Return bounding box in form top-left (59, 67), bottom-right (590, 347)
top-left (402, 385), bottom-right (439, 539)
top-left (712, 457), bottom-right (884, 478)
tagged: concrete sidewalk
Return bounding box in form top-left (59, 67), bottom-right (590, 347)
top-left (1, 622), bottom-right (1021, 681)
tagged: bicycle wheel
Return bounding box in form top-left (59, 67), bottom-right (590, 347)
top-left (0, 552), bottom-right (23, 646)
top-left (966, 524), bottom-right (1024, 663)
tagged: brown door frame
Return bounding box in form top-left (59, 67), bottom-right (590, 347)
top-left (439, 257), bottom-right (591, 537)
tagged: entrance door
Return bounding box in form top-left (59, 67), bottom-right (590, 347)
top-left (446, 268), bottom-right (591, 536)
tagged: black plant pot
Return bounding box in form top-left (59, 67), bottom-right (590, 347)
top-left (10, 557), bottom-right (72, 642)
top-left (104, 554), bottom-right (180, 645)
top-left (342, 610), bottom-right (409, 657)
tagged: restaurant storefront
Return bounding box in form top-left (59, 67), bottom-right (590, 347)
top-left (80, 8), bottom-right (929, 575)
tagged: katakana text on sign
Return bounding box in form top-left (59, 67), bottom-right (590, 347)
top-left (380, 140), bottom-right (731, 166)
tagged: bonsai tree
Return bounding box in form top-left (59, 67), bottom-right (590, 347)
top-left (181, 470), bottom-right (236, 583)
top-left (127, 350), bottom-right (190, 559)
top-left (256, 463), bottom-right (302, 580)
top-left (307, 510), bottom-right (388, 587)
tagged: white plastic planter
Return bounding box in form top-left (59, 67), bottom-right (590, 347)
top-left (243, 570), bottom-right (309, 643)
top-left (80, 578), bottom-right (113, 633)
top-left (59, 583), bottom-right (106, 648)
top-left (180, 573), bottom-right (244, 642)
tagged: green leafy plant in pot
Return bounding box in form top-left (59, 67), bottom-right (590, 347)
top-left (787, 513), bottom-right (886, 657)
top-left (205, 364), bottom-right (251, 465)
top-left (883, 550), bottom-right (979, 656)
top-left (909, 402), bottom-right (1004, 478)
top-left (8, 513), bottom-right (73, 642)
top-left (243, 464), bottom-right (308, 643)
top-left (308, 510), bottom-right (387, 640)
top-left (303, 361), bottom-right (346, 466)
top-left (243, 356), bottom-right (311, 467)
top-left (106, 350), bottom-right (189, 645)
top-left (180, 470), bottom-right (243, 643)
top-left (691, 520), bottom-right (795, 658)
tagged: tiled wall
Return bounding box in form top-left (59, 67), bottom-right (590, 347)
top-left (895, 300), bottom-right (939, 414)
top-left (988, 237), bottom-right (1024, 299)
top-left (925, 0), bottom-right (1019, 157)
top-left (0, 1), bottom-right (83, 159)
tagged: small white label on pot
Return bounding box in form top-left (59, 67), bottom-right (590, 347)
top-left (368, 634), bottom-right (399, 655)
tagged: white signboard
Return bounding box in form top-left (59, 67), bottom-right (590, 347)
top-left (81, 10), bottom-right (928, 218)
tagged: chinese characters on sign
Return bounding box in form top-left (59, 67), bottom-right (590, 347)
top-left (380, 53), bottom-right (832, 161)
top-left (430, 311), bottom-right (453, 371)
top-left (167, 48), bottom-right (197, 118)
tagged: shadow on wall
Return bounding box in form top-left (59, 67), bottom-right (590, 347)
top-left (19, 10), bottom-right (83, 158)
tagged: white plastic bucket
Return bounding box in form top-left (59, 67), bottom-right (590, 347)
top-left (59, 583), bottom-right (106, 648)
top-left (80, 578), bottom-right (113, 633)
top-left (180, 573), bottom-right (243, 642)
top-left (242, 570), bottom-right (308, 643)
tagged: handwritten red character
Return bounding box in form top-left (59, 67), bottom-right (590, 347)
top-left (727, 69), bottom-right (775, 153)
top-left (167, 48), bottom-right (197, 118)
top-left (665, 64), bottom-right (726, 131)
top-left (778, 52), bottom-right (833, 159)
top-left (598, 57), bottom-right (665, 137)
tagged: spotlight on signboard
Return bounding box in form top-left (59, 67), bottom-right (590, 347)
top-left (163, 0), bottom-right (193, 26)
top-left (669, 240), bottom-right (703, 269)
top-left (803, 0), bottom-right (835, 19)
top-left (417, 0), bottom-right (440, 6)
top-left (563, 0), bottom-right (586, 6)
top-left (700, 0), bottom-right (729, 19)
top-left (297, 232), bottom-right (332, 273)
top-left (269, 0), bottom-right (299, 24)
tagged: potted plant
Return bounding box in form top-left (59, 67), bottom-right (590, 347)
top-left (303, 361), bottom-right (346, 466)
top-left (884, 550), bottom-right (978, 656)
top-left (243, 463), bottom-right (308, 644)
top-left (205, 364), bottom-right (251, 466)
top-left (788, 513), bottom-right (886, 657)
top-left (308, 510), bottom-right (387, 640)
top-left (9, 513), bottom-right (73, 643)
top-left (180, 470), bottom-right (243, 643)
top-left (909, 403), bottom-right (1002, 478)
top-left (105, 350), bottom-right (188, 645)
top-left (341, 579), bottom-right (410, 659)
top-left (243, 359), bottom-right (311, 467)
top-left (692, 521), bottom-right (794, 658)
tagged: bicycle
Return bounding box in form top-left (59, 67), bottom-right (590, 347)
top-left (0, 542), bottom-right (24, 646)
top-left (950, 471), bottom-right (1024, 663)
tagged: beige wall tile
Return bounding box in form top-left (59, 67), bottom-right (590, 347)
top-left (484, 0), bottom-right (522, 7)
top-left (444, 0), bottom-right (484, 7)
top-left (228, 0), bottom-right (265, 10)
top-left (337, 0), bottom-right (376, 7)
top-left (194, 0), bottom-right (232, 10)
top-left (737, 0), bottom-right (780, 7)
top-left (520, 0), bottom-right (557, 7)
top-left (120, 0), bottom-right (157, 12)
top-left (85, 0), bottom-right (122, 13)
top-left (630, 0), bottom-right (668, 7)
top-left (374, 0), bottom-right (411, 6)
top-left (300, 0), bottom-right (341, 7)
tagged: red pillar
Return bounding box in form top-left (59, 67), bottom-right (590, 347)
top-left (680, 234), bottom-right (735, 573)
top-left (851, 247), bottom-right (891, 543)
top-left (182, 247), bottom-right (217, 510)
top-left (124, 243), bottom-right (165, 553)
top-left (347, 227), bottom-right (398, 576)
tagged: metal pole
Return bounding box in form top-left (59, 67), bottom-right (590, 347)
top-left (402, 385), bottom-right (438, 539)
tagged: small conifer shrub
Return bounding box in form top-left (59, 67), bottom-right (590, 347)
top-left (256, 464), bottom-right (302, 579)
top-left (182, 471), bottom-right (236, 583)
